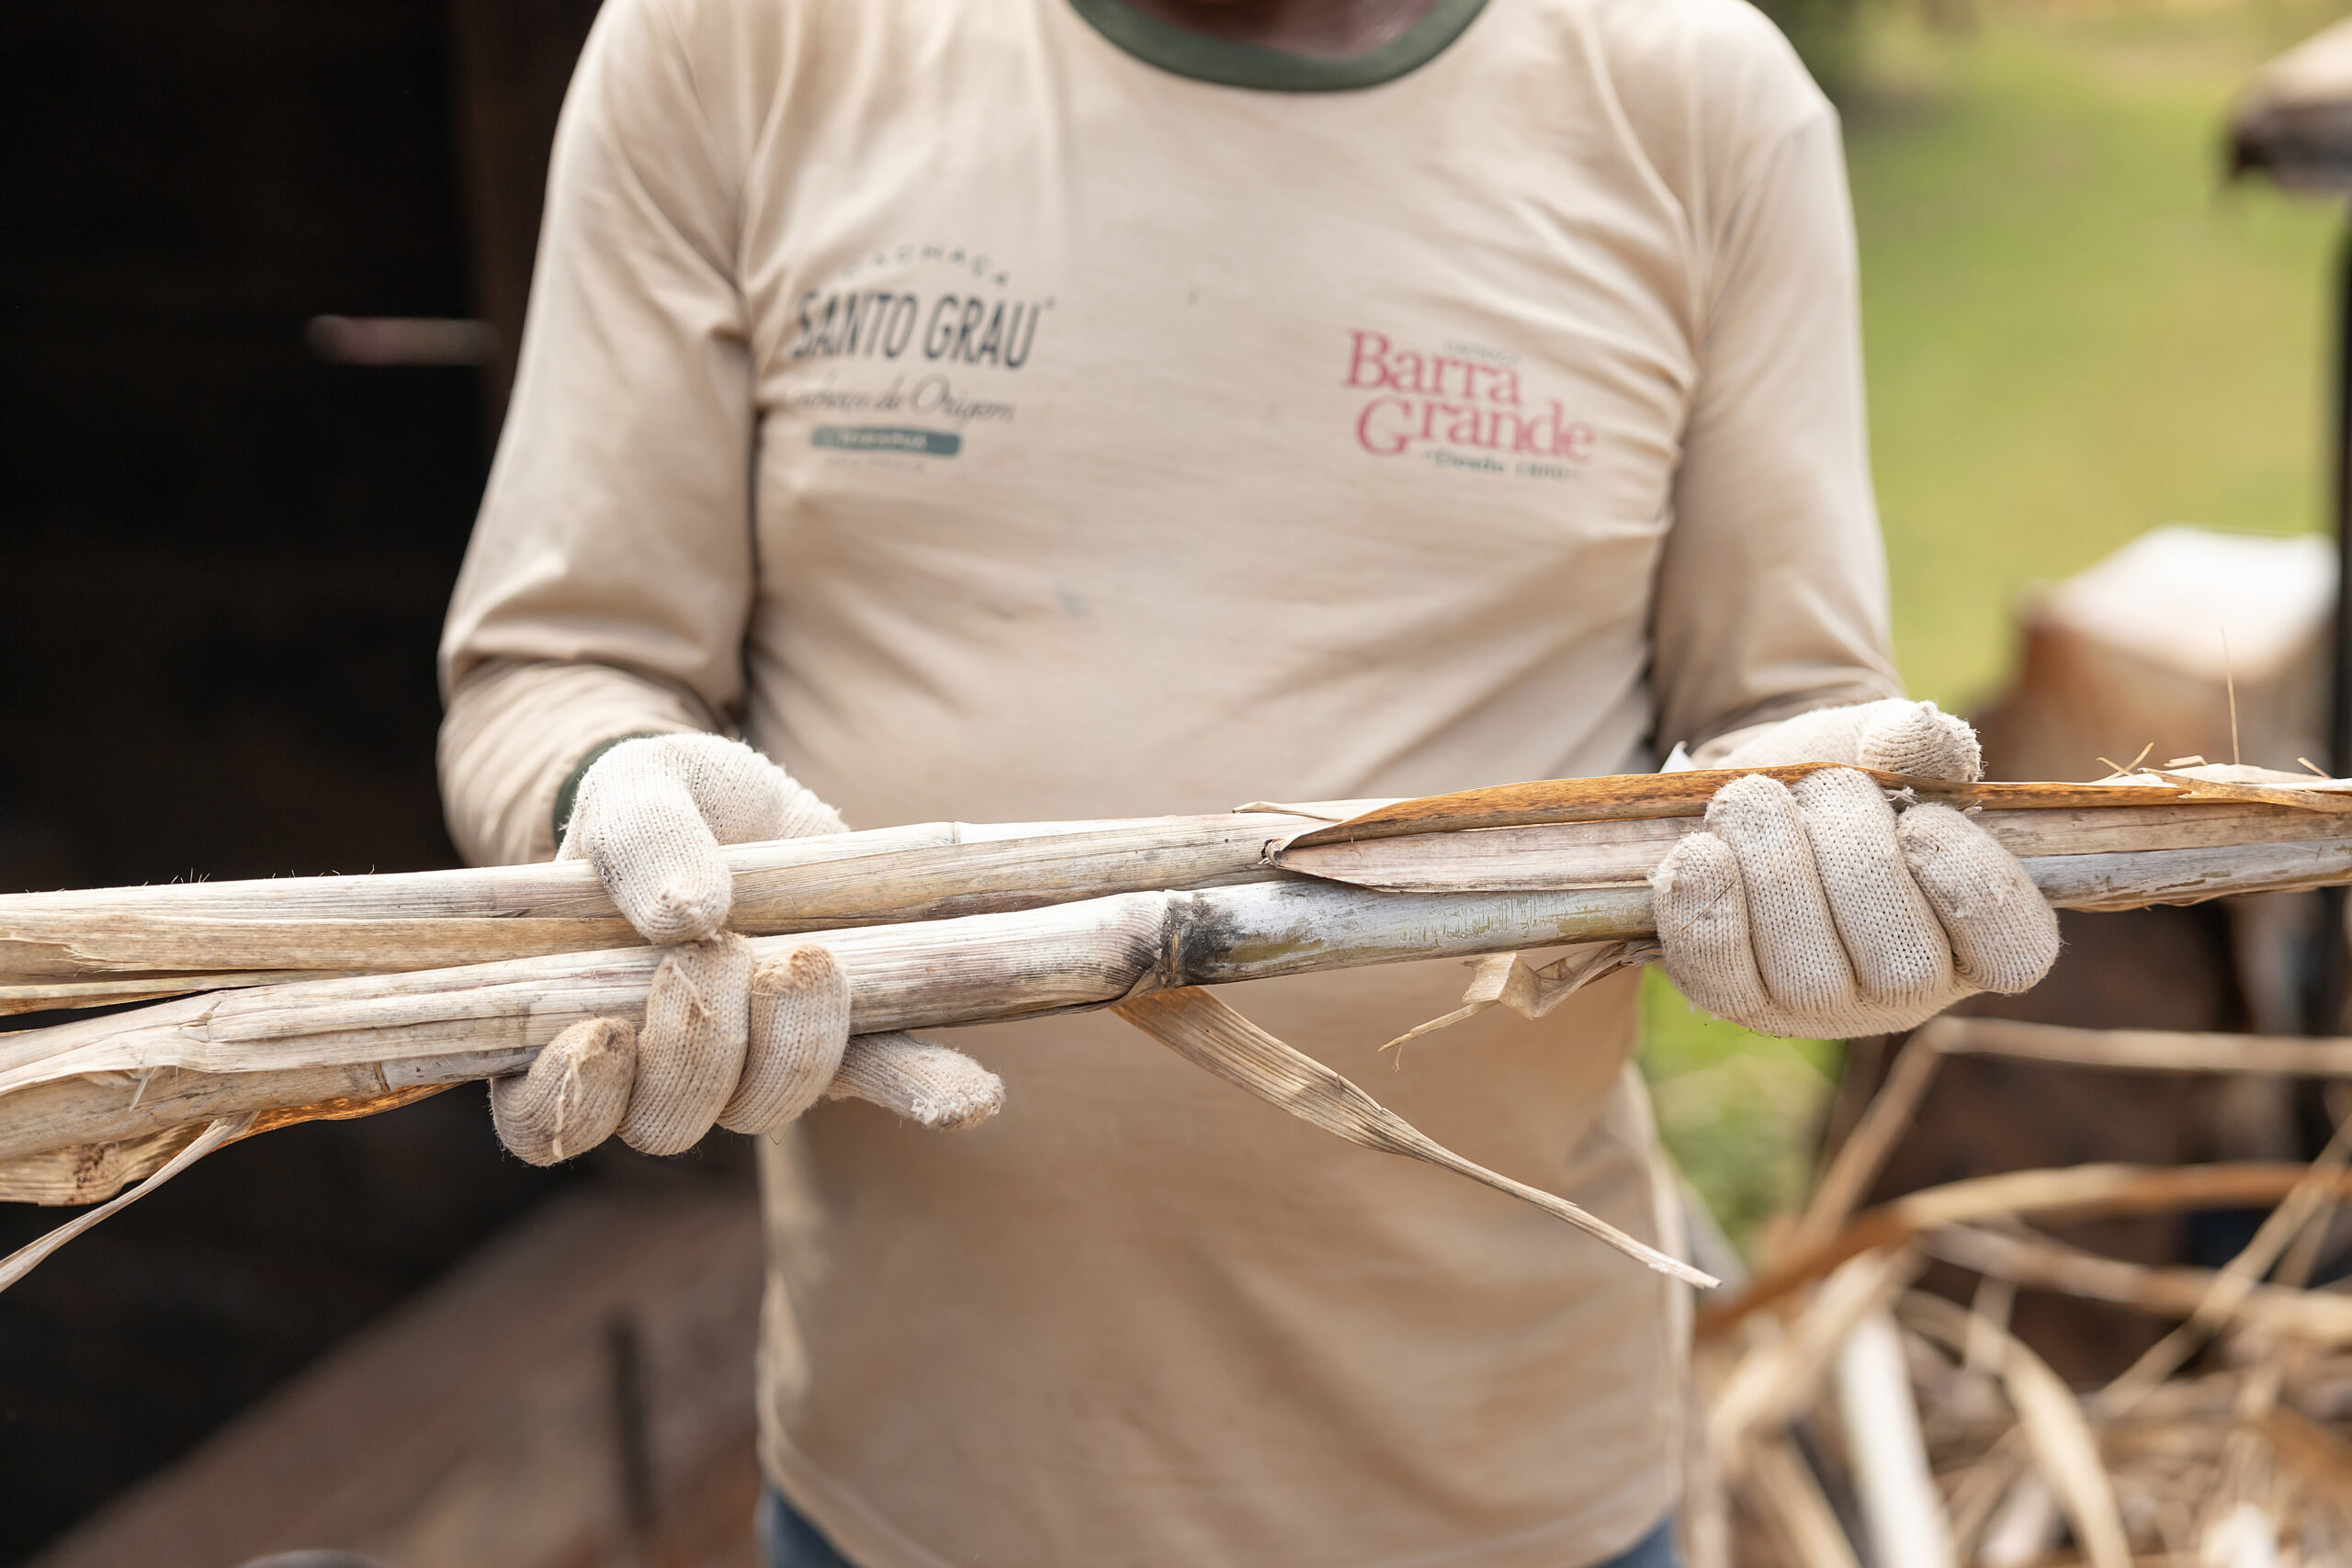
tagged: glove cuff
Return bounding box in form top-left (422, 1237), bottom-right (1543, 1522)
top-left (553, 732), bottom-right (666, 853)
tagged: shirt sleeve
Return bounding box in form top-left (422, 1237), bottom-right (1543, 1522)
top-left (436, 0), bottom-right (752, 864)
top-left (1650, 107), bottom-right (1903, 761)
top-left (439, 659), bottom-right (715, 865)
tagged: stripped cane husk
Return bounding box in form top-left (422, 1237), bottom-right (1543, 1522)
top-left (1272, 763), bottom-right (2352, 847)
top-left (1271, 789), bottom-right (2352, 895)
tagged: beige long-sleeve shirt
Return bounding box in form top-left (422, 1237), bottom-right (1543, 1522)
top-left (439, 1), bottom-right (1898, 1562)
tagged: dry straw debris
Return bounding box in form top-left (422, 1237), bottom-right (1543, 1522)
top-left (1689, 1015), bottom-right (2352, 1568)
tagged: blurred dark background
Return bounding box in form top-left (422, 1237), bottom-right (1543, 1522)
top-left (0, 2), bottom-right (599, 1560)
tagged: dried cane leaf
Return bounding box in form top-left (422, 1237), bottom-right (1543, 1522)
top-left (0, 1123), bottom-right (203, 1205)
top-left (2200, 1500), bottom-right (2282, 1568)
top-left (0, 1112), bottom-right (254, 1291)
top-left (1975, 1474), bottom-right (2061, 1568)
top-left (2256, 1405), bottom-right (2352, 1506)
top-left (1921, 1224), bottom-right (2352, 1342)
top-left (1376, 953), bottom-right (1526, 1055)
top-left (1905, 1292), bottom-right (2132, 1568)
top-left (1945, 1438), bottom-right (2031, 1563)
top-left (1705, 1164), bottom-right (2352, 1339)
top-left (1791, 1023), bottom-right (1952, 1253)
top-left (1110, 987), bottom-right (1714, 1289)
top-left (1374, 942), bottom-right (1653, 1055)
top-left (1709, 1249), bottom-right (1920, 1461)
top-left (1934, 1016), bottom-right (2352, 1077)
top-left (2102, 1111), bottom-right (2352, 1401)
top-left (2144, 768), bottom-right (2352, 813)
top-left (1744, 1433), bottom-right (1866, 1568)
top-left (1992, 1331), bottom-right (2132, 1568)
top-left (0, 1082), bottom-right (453, 1206)
top-left (1834, 1308), bottom-right (1957, 1568)
top-left (1521, 941), bottom-right (1658, 1017)
top-left (1278, 769), bottom-right (2190, 850)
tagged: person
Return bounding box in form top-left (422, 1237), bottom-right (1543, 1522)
top-left (436, 1), bottom-right (2060, 1563)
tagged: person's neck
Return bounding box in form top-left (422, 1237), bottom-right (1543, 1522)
top-left (1110, 0), bottom-right (1448, 58)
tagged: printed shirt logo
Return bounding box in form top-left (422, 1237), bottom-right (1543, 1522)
top-left (794, 289), bottom-right (1045, 369)
top-left (783, 243), bottom-right (1054, 460)
top-left (1345, 330), bottom-right (1595, 477)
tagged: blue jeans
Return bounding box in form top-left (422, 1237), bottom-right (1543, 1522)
top-left (759, 1487), bottom-right (1685, 1568)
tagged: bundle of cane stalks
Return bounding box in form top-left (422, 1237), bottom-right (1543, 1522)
top-left (6, 761), bottom-right (2352, 1294)
top-left (1690, 1014), bottom-right (2352, 1568)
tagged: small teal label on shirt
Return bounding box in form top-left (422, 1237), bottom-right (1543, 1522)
top-left (813, 424), bottom-right (962, 457)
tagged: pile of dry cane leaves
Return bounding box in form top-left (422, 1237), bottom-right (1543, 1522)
top-left (1689, 1014), bottom-right (2352, 1568)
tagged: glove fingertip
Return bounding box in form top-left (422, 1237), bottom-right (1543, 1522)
top-left (752, 942), bottom-right (848, 997)
top-left (492, 1016), bottom-right (637, 1166)
top-left (1857, 701), bottom-right (1983, 784)
top-left (827, 1032), bottom-right (1005, 1130)
top-left (1897, 805), bottom-right (2059, 994)
top-left (1701, 769), bottom-right (1797, 833)
top-left (620, 938), bottom-right (752, 1155)
top-left (723, 942), bottom-right (853, 1134)
top-left (628, 871), bottom-right (735, 947)
top-left (1651, 830), bottom-right (1772, 1021)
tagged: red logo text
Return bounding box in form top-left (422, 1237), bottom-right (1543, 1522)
top-left (1345, 331), bottom-right (1595, 465)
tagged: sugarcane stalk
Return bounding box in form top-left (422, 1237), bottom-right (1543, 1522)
top-left (13, 766), bottom-right (2352, 1293)
top-left (0, 879), bottom-right (1651, 1164)
top-left (11, 766), bottom-right (2349, 1015)
top-left (10, 823), bottom-right (2352, 1168)
top-left (6, 765), bottom-right (2341, 1011)
top-left (0, 811), bottom-right (1319, 1008)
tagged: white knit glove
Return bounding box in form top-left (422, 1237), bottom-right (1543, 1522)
top-left (488, 734), bottom-right (994, 1163)
top-left (1650, 700), bottom-right (2059, 1039)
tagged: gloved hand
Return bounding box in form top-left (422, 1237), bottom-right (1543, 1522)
top-left (1650, 700), bottom-right (2059, 1039)
top-left (489, 734), bottom-right (995, 1164)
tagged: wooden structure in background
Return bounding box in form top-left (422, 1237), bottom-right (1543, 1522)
top-left (1973, 525), bottom-right (2333, 789)
top-left (445, 0), bottom-right (605, 422)
top-left (2229, 13), bottom-right (2352, 777)
top-left (0, 0), bottom-right (615, 1551)
top-left (28, 1178), bottom-right (764, 1568)
top-left (1843, 528), bottom-right (2342, 1384)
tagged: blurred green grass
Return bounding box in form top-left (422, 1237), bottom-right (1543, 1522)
top-left (1640, 969), bottom-right (1845, 1247)
top-left (1638, 0), bottom-right (2352, 1249)
top-left (1855, 0), bottom-right (2346, 712)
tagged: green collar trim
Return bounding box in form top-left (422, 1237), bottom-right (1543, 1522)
top-left (1068, 0), bottom-right (1489, 93)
